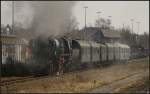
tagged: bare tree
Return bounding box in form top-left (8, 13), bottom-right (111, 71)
top-left (120, 26), bottom-right (149, 49)
top-left (94, 18), bottom-right (110, 29)
top-left (138, 32), bottom-right (149, 48)
top-left (120, 27), bottom-right (133, 45)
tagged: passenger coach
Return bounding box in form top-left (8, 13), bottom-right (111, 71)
top-left (71, 40), bottom-right (131, 69)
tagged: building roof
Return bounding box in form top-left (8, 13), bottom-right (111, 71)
top-left (101, 29), bottom-right (121, 38)
top-left (14, 29), bottom-right (35, 41)
top-left (1, 24), bottom-right (35, 41)
top-left (64, 27), bottom-right (121, 43)
top-left (84, 27), bottom-right (121, 43)
top-left (73, 39), bottom-right (106, 48)
top-left (85, 27), bottom-right (121, 38)
top-left (1, 34), bottom-right (28, 45)
top-left (64, 30), bottom-right (86, 40)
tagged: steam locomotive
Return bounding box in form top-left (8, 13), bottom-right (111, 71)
top-left (28, 36), bottom-right (131, 76)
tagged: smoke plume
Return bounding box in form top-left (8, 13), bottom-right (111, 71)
top-left (3, 1), bottom-right (77, 37)
top-left (29, 1), bottom-right (76, 37)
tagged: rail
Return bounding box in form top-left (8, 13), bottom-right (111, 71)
top-left (0, 67), bottom-right (88, 87)
top-left (1, 57), bottom-right (146, 87)
top-left (1, 76), bottom-right (34, 86)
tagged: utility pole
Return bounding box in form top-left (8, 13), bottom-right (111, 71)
top-left (131, 19), bottom-right (134, 45)
top-left (136, 21), bottom-right (140, 44)
top-left (108, 16), bottom-right (112, 29)
top-left (12, 1), bottom-right (14, 34)
top-left (131, 19), bottom-right (134, 34)
top-left (84, 6), bottom-right (88, 40)
top-left (84, 6), bottom-right (88, 30)
top-left (136, 22), bottom-right (140, 35)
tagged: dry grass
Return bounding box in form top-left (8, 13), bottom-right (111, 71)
top-left (2, 57), bottom-right (149, 93)
top-left (117, 76), bottom-right (149, 93)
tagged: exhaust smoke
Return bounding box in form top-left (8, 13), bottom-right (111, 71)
top-left (2, 1), bottom-right (77, 37)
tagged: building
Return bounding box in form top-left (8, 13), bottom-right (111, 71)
top-left (1, 24), bottom-right (13, 35)
top-left (65, 27), bottom-right (121, 43)
top-left (1, 24), bottom-right (29, 64)
top-left (1, 34), bottom-right (29, 64)
top-left (92, 27), bottom-right (121, 43)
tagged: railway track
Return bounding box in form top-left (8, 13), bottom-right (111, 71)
top-left (1, 67), bottom-right (91, 87)
top-left (1, 58), bottom-right (146, 87)
top-left (0, 70), bottom-right (84, 87)
top-left (0, 75), bottom-right (57, 87)
top-left (1, 76), bottom-right (34, 86)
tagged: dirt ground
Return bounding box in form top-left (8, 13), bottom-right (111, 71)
top-left (1, 57), bottom-right (149, 93)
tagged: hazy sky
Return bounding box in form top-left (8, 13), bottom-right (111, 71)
top-left (73, 1), bottom-right (149, 34)
top-left (1, 1), bottom-right (149, 34)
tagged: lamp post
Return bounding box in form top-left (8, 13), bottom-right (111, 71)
top-left (131, 19), bottom-right (134, 44)
top-left (108, 16), bottom-right (112, 25)
top-left (108, 16), bottom-right (112, 26)
top-left (136, 22), bottom-right (140, 35)
top-left (136, 21), bottom-right (140, 44)
top-left (96, 11), bottom-right (102, 28)
top-left (131, 19), bottom-right (134, 34)
top-left (84, 6), bottom-right (88, 40)
top-left (12, 1), bottom-right (14, 34)
top-left (84, 6), bottom-right (88, 30)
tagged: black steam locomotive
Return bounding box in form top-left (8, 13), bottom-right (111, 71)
top-left (28, 36), bottom-right (130, 76)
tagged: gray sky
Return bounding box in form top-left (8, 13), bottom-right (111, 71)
top-left (1, 1), bottom-right (149, 34)
top-left (73, 1), bottom-right (149, 34)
